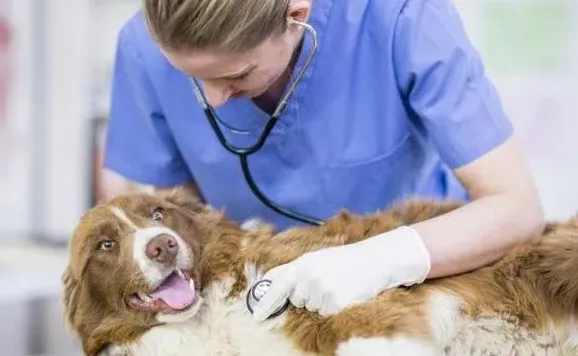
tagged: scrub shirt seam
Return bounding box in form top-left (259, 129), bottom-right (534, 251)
top-left (445, 118), bottom-right (514, 170)
top-left (104, 152), bottom-right (192, 188)
top-left (289, 0), bottom-right (336, 117)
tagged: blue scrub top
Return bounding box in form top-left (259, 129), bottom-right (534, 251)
top-left (104, 0), bottom-right (513, 229)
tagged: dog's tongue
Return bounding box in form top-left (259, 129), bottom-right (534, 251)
top-left (150, 272), bottom-right (195, 309)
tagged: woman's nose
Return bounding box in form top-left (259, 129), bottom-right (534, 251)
top-left (202, 82), bottom-right (233, 107)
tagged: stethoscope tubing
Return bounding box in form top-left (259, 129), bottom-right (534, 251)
top-left (191, 20), bottom-right (324, 226)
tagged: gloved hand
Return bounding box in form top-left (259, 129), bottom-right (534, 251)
top-left (251, 226), bottom-right (431, 321)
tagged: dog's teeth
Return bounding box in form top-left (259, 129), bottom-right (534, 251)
top-left (176, 269), bottom-right (184, 277)
top-left (138, 292), bottom-right (154, 303)
top-left (189, 279), bottom-right (195, 291)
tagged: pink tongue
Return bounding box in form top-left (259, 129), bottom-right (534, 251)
top-left (150, 272), bottom-right (196, 309)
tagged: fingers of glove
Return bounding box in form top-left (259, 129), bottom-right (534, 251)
top-left (288, 282), bottom-right (308, 309)
top-left (319, 293), bottom-right (369, 317)
top-left (252, 265), bottom-right (296, 322)
top-left (318, 296), bottom-right (340, 317)
top-left (303, 284), bottom-right (323, 313)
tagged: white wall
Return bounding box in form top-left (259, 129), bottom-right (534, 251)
top-left (40, 0), bottom-right (93, 242)
top-left (0, 0), bottom-right (139, 241)
top-left (91, 0), bottom-right (142, 117)
top-left (0, 0), bottom-right (34, 237)
top-left (0, 0), bottom-right (93, 240)
top-left (457, 0), bottom-right (578, 220)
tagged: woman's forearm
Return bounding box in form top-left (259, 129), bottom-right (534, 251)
top-left (413, 191), bottom-right (545, 279)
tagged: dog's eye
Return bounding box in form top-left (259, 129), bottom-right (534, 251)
top-left (98, 239), bottom-right (115, 251)
top-left (152, 207), bottom-right (164, 222)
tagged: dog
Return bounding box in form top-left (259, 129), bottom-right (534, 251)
top-left (62, 189), bottom-right (578, 355)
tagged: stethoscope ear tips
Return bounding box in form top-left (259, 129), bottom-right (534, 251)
top-left (245, 279), bottom-right (290, 319)
top-left (287, 17), bottom-right (307, 28)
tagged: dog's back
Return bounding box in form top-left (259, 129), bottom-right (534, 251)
top-left (62, 192), bottom-right (578, 356)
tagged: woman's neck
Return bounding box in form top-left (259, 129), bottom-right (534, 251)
top-left (252, 73), bottom-right (291, 115)
top-left (252, 38), bottom-right (304, 115)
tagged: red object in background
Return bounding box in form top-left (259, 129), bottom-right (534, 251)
top-left (0, 4), bottom-right (13, 169)
top-left (0, 11), bottom-right (12, 129)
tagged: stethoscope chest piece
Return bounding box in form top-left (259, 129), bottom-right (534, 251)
top-left (246, 279), bottom-right (290, 319)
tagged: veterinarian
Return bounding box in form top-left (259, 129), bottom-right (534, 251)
top-left (104, 0), bottom-right (545, 321)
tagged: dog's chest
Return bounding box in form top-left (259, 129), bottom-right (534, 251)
top-left (127, 277), bottom-right (309, 356)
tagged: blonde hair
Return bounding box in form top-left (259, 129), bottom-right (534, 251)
top-left (143, 0), bottom-right (290, 53)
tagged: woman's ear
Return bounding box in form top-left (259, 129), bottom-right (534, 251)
top-left (286, 0), bottom-right (311, 24)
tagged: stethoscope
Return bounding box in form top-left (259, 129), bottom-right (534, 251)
top-left (191, 19), bottom-right (324, 227)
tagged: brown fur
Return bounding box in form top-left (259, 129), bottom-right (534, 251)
top-left (63, 190), bottom-right (578, 355)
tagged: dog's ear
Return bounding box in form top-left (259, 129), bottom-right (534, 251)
top-left (86, 317), bottom-right (149, 356)
top-left (62, 266), bottom-right (81, 330)
top-left (62, 266), bottom-right (97, 355)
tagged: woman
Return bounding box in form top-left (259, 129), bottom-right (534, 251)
top-left (104, 0), bottom-right (545, 321)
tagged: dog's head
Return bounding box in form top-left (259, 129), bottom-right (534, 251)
top-left (62, 189), bottom-right (225, 355)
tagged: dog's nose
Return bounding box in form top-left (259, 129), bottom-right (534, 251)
top-left (146, 234), bottom-right (178, 265)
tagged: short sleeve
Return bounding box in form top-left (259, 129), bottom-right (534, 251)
top-left (393, 0), bottom-right (514, 169)
top-left (103, 25), bottom-right (192, 187)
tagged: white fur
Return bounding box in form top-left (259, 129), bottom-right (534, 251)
top-left (97, 344), bottom-right (125, 356)
top-left (133, 225), bottom-right (192, 286)
top-left (240, 218), bottom-right (265, 232)
top-left (444, 315), bottom-right (562, 355)
top-left (427, 291), bottom-right (462, 345)
top-left (425, 292), bottom-right (565, 355)
top-left (109, 207), bottom-right (192, 286)
top-left (111, 207), bottom-right (138, 230)
top-left (336, 337), bottom-right (437, 356)
top-left (562, 325), bottom-right (578, 354)
top-left (119, 263), bottom-right (311, 356)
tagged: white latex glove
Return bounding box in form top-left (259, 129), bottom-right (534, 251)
top-left (251, 226), bottom-right (431, 321)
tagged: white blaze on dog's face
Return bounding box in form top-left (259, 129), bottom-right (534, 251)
top-left (113, 204), bottom-right (198, 319)
top-left (62, 191), bottom-right (217, 356)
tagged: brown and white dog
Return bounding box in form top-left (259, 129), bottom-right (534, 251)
top-left (62, 189), bottom-right (578, 356)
